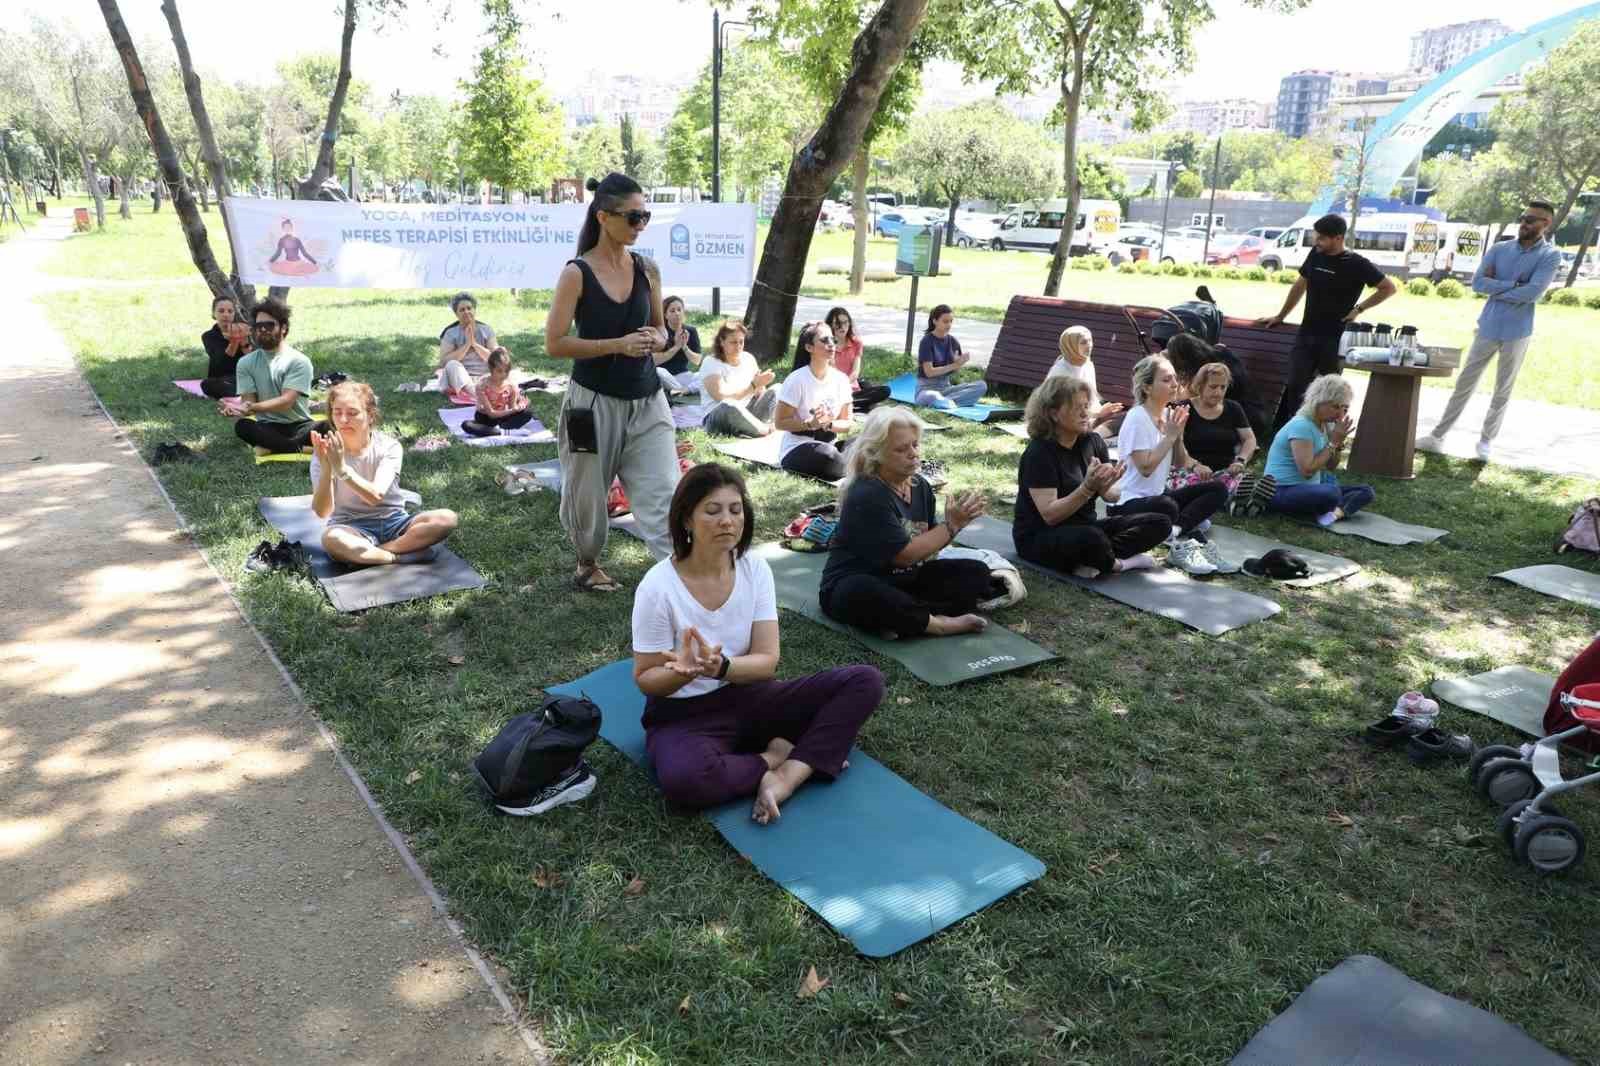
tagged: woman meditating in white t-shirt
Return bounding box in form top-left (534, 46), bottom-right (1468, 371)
top-left (775, 320), bottom-right (855, 481)
top-left (699, 320), bottom-right (777, 437)
top-left (1109, 355), bottom-right (1230, 577)
top-left (1047, 325), bottom-right (1124, 437)
top-left (631, 463), bottom-right (885, 823)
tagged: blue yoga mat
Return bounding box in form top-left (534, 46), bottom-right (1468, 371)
top-left (548, 660), bottom-right (1046, 957)
top-left (886, 373), bottom-right (1022, 423)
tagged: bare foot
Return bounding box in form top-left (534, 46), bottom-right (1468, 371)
top-left (1115, 553), bottom-right (1157, 572)
top-left (1072, 564), bottom-right (1101, 579)
top-left (925, 613), bottom-right (988, 637)
top-left (760, 737), bottom-right (795, 771)
top-left (752, 761), bottom-right (812, 825)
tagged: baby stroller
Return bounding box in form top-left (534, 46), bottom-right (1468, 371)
top-left (1470, 683), bottom-right (1600, 875)
top-left (1148, 285), bottom-right (1224, 349)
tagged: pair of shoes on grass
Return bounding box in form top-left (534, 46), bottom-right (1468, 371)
top-left (1167, 537), bottom-right (1241, 576)
top-left (1364, 692), bottom-right (1474, 766)
top-left (245, 538), bottom-right (308, 575)
top-left (494, 759), bottom-right (597, 816)
top-left (1227, 472), bottom-right (1278, 518)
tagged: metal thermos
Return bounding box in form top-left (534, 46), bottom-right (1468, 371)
top-left (1372, 323), bottom-right (1393, 349)
top-left (1339, 322), bottom-right (1361, 356)
top-left (1397, 325), bottom-right (1420, 366)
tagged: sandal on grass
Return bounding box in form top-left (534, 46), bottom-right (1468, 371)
top-left (573, 565), bottom-right (622, 593)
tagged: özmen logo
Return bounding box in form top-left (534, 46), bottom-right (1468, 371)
top-left (670, 224), bottom-right (691, 262)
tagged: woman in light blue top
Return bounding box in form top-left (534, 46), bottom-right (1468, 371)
top-left (1263, 374), bottom-right (1374, 527)
top-left (915, 305), bottom-right (988, 410)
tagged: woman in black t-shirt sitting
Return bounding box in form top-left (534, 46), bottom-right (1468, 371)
top-left (819, 406), bottom-right (991, 638)
top-left (1165, 333), bottom-right (1268, 448)
top-left (1171, 361), bottom-right (1260, 498)
top-left (1014, 375), bottom-right (1168, 578)
top-left (653, 295), bottom-right (703, 395)
top-left (200, 295), bottom-right (252, 398)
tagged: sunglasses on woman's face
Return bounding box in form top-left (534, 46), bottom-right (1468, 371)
top-left (608, 209), bottom-right (652, 227)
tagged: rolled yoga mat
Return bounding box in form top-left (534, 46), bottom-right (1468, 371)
top-left (886, 373), bottom-right (1024, 423)
top-left (710, 433), bottom-right (845, 487)
top-left (436, 406), bottom-right (555, 447)
top-left (1207, 524), bottom-right (1361, 589)
top-left (751, 542), bottom-right (1057, 686)
top-left (547, 659), bottom-right (1047, 958)
top-left (252, 446), bottom-right (312, 465)
top-left (1494, 564), bottom-right (1600, 611)
top-left (257, 495), bottom-right (486, 612)
top-left (954, 516), bottom-right (1281, 637)
top-left (1299, 510), bottom-right (1447, 546)
top-left (1431, 666), bottom-right (1557, 738)
top-left (1230, 954), bottom-right (1569, 1065)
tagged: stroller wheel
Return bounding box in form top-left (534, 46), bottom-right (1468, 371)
top-left (1477, 758), bottom-right (1539, 807)
top-left (1496, 798), bottom-right (1535, 850)
top-left (1469, 745), bottom-right (1523, 790)
top-left (1513, 815), bottom-right (1586, 875)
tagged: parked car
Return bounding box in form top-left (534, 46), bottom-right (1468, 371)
top-left (874, 211), bottom-right (913, 238)
top-left (1105, 233), bottom-right (1161, 265)
top-left (1205, 234), bottom-right (1268, 266)
top-left (1245, 225), bottom-right (1285, 243)
top-left (954, 214), bottom-right (1003, 247)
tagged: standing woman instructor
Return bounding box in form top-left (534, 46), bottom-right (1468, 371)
top-left (546, 173), bottom-right (682, 591)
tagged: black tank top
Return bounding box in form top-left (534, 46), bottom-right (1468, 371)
top-left (569, 253), bottom-right (659, 400)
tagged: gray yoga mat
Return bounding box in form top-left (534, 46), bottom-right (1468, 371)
top-left (257, 495), bottom-right (486, 612)
top-left (710, 434), bottom-right (845, 487)
top-left (752, 542), bottom-right (1057, 686)
top-left (954, 516), bottom-right (1281, 636)
top-left (1207, 524), bottom-right (1361, 589)
top-left (1303, 510), bottom-right (1448, 546)
top-left (1231, 954), bottom-right (1569, 1066)
top-left (1495, 564), bottom-right (1600, 611)
top-left (1432, 666), bottom-right (1556, 738)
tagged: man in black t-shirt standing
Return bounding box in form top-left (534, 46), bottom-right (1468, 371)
top-left (1258, 214), bottom-right (1397, 432)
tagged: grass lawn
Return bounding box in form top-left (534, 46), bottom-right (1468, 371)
top-left (38, 234), bottom-right (1600, 1063)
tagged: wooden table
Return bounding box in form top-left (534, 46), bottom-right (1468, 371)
top-left (1344, 354), bottom-right (1455, 479)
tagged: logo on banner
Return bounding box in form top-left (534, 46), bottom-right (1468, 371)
top-left (261, 216), bottom-right (332, 278)
top-left (670, 224), bottom-right (691, 262)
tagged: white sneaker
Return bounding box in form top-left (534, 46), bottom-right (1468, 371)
top-left (1475, 439), bottom-right (1491, 462)
top-left (1196, 538), bottom-right (1240, 574)
top-left (1415, 433), bottom-right (1444, 453)
top-left (1167, 539), bottom-right (1218, 576)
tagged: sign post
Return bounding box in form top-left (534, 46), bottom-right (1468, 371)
top-left (897, 223), bottom-right (942, 357)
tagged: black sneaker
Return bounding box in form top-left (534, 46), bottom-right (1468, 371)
top-left (312, 371), bottom-right (349, 390)
top-left (495, 760), bottom-right (597, 816)
top-left (151, 441), bottom-right (196, 465)
top-left (1406, 728), bottom-right (1475, 766)
top-left (1245, 474), bottom-right (1278, 517)
top-left (271, 539), bottom-right (310, 574)
top-left (245, 540), bottom-right (277, 573)
top-left (1363, 713), bottom-right (1429, 748)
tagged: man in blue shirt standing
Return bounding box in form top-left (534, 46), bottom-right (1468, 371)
top-left (1417, 199), bottom-right (1560, 463)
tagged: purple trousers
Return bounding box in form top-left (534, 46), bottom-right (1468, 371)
top-left (643, 666), bottom-right (885, 810)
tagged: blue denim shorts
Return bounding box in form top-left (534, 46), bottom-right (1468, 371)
top-left (336, 510), bottom-right (414, 546)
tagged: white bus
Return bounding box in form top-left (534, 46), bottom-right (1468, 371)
top-left (993, 198), bottom-right (1122, 256)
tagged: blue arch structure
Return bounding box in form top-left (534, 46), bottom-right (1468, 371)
top-left (1311, 3), bottom-right (1600, 214)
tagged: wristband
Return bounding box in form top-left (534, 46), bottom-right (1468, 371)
top-left (715, 654), bottom-right (732, 681)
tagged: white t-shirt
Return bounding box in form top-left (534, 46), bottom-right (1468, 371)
top-left (1047, 356), bottom-right (1100, 405)
top-left (776, 365), bottom-right (852, 460)
top-left (309, 429), bottom-right (407, 523)
top-left (1114, 403), bottom-right (1170, 502)
top-left (698, 354), bottom-right (758, 410)
top-left (631, 553), bottom-right (779, 699)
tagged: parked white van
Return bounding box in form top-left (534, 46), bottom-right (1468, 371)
top-left (1259, 212), bottom-right (1438, 275)
top-left (992, 198), bottom-right (1122, 256)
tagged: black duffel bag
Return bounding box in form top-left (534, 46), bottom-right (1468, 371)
top-left (471, 694), bottom-right (602, 809)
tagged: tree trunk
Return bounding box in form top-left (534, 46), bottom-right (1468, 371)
top-left (1044, 31), bottom-right (1084, 298)
top-left (297, 0), bottom-right (357, 200)
top-left (118, 172), bottom-right (132, 219)
top-left (79, 148), bottom-right (107, 230)
top-left (849, 147), bottom-right (869, 295)
top-left (744, 0), bottom-right (932, 359)
top-left (945, 192), bottom-right (957, 247)
top-left (1567, 198), bottom-right (1599, 289)
top-left (96, 0), bottom-right (239, 305)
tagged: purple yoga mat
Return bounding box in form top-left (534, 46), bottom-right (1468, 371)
top-left (672, 404), bottom-right (706, 429)
top-left (436, 406), bottom-right (554, 447)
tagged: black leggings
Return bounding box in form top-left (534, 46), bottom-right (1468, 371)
top-left (200, 376), bottom-right (236, 399)
top-left (781, 440), bottom-right (846, 481)
top-left (1107, 480), bottom-right (1227, 540)
top-left (462, 409), bottom-right (534, 436)
top-left (234, 417), bottom-right (329, 453)
top-left (820, 558), bottom-right (992, 636)
top-left (1017, 514), bottom-right (1172, 575)
top-left (851, 381), bottom-right (891, 413)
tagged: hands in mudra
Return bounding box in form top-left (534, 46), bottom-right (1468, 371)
top-left (1085, 457), bottom-right (1124, 495)
top-left (1329, 416), bottom-right (1354, 446)
top-left (1161, 404), bottom-right (1190, 439)
top-left (944, 490), bottom-right (985, 533)
top-left (620, 328), bottom-right (657, 357)
top-left (667, 625), bottom-right (724, 680)
top-left (310, 429), bottom-right (346, 475)
top-left (1093, 402), bottom-right (1125, 427)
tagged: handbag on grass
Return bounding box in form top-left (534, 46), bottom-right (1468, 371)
top-left (472, 695), bottom-right (602, 807)
top-left (1556, 498), bottom-right (1600, 555)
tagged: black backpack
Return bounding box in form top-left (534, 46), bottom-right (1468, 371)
top-left (471, 695), bottom-right (602, 807)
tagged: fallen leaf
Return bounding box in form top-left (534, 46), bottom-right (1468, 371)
top-left (1452, 823), bottom-right (1487, 847)
top-left (624, 876), bottom-right (646, 898)
top-left (896, 696), bottom-right (912, 705)
top-left (447, 654), bottom-right (466, 667)
top-left (530, 865), bottom-right (564, 890)
top-left (676, 994), bottom-right (692, 1017)
top-left (404, 770), bottom-right (423, 785)
top-left (1110, 705), bottom-right (1129, 717)
top-left (1087, 850), bottom-right (1122, 876)
top-left (796, 965), bottom-right (830, 1000)
top-left (892, 992), bottom-right (914, 1008)
top-left (1262, 833), bottom-right (1283, 845)
top-left (1328, 811), bottom-right (1354, 828)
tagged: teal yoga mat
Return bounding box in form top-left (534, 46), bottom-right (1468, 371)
top-left (886, 373), bottom-right (1023, 423)
top-left (753, 542), bottom-right (1058, 686)
top-left (1495, 565), bottom-right (1600, 611)
top-left (1432, 666), bottom-right (1556, 738)
top-left (547, 660), bottom-right (1046, 957)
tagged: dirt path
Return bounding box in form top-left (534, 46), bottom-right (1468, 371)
top-left (0, 219), bottom-right (542, 1064)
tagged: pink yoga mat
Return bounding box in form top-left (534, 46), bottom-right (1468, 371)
top-left (174, 379), bottom-right (207, 398)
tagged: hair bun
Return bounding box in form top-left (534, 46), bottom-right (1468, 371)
top-left (585, 177), bottom-right (601, 192)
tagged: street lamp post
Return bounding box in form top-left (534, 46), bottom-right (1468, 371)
top-left (711, 12), bottom-right (749, 317)
top-left (1157, 162), bottom-right (1185, 263)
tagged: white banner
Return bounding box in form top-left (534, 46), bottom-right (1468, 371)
top-left (222, 196), bottom-right (757, 289)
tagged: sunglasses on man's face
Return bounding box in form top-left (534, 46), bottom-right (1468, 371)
top-left (254, 321), bottom-right (280, 331)
top-left (608, 208), bottom-right (652, 227)
top-left (1519, 213), bottom-right (1550, 224)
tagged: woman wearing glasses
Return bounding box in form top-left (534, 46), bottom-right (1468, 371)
top-left (545, 173), bottom-right (681, 592)
top-left (826, 306), bottom-right (889, 412)
top-left (776, 321), bottom-right (855, 481)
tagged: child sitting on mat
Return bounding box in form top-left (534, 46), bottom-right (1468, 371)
top-left (1047, 325), bottom-right (1124, 438)
top-left (632, 463), bottom-right (885, 823)
top-left (463, 348), bottom-right (535, 436)
top-left (310, 380), bottom-right (459, 566)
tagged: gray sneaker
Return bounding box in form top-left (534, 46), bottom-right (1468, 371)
top-left (1196, 538), bottom-right (1240, 574)
top-left (1167, 538), bottom-right (1218, 577)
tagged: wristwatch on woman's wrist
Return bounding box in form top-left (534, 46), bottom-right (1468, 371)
top-left (715, 654), bottom-right (732, 680)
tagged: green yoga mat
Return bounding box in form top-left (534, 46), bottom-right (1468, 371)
top-left (1207, 525), bottom-right (1360, 589)
top-left (753, 543), bottom-right (1057, 686)
top-left (1432, 667), bottom-right (1556, 738)
top-left (1495, 565), bottom-right (1600, 611)
top-left (547, 660), bottom-right (1046, 957)
top-left (1301, 511), bottom-right (1447, 546)
top-left (954, 516), bottom-right (1282, 636)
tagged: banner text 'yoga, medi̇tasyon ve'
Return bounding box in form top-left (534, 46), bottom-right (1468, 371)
top-left (223, 197), bottom-right (757, 289)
